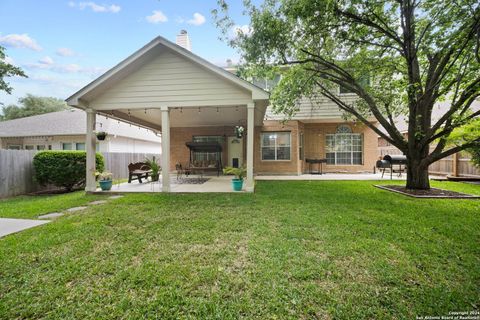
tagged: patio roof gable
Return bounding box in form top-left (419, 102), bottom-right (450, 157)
top-left (66, 36), bottom-right (269, 108)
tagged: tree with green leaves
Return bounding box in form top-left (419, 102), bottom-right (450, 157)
top-left (1, 94), bottom-right (69, 121)
top-left (214, 0), bottom-right (480, 190)
top-left (0, 45), bottom-right (26, 98)
top-left (469, 146), bottom-right (480, 168)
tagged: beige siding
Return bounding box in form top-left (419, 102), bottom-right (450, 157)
top-left (265, 94), bottom-right (358, 121)
top-left (92, 50), bottom-right (253, 109)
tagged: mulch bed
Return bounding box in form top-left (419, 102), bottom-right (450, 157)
top-left (375, 185), bottom-right (480, 199)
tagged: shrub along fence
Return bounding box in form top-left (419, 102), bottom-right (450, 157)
top-left (0, 150), bottom-right (161, 198)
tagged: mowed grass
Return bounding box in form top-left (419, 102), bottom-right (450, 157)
top-left (0, 192), bottom-right (107, 219)
top-left (0, 180), bottom-right (479, 319)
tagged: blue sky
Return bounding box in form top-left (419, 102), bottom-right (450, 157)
top-left (0, 0), bottom-right (253, 106)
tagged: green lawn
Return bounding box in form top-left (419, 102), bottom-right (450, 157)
top-left (0, 181), bottom-right (479, 319)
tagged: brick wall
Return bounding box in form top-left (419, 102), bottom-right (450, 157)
top-left (170, 126), bottom-right (238, 171)
top-left (254, 120), bottom-right (301, 175)
top-left (302, 122), bottom-right (378, 173)
top-left (169, 121), bottom-right (379, 174)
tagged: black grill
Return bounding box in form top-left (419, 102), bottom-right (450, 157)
top-left (383, 154), bottom-right (407, 165)
top-left (376, 155), bottom-right (407, 179)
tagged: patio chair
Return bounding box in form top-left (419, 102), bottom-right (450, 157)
top-left (176, 163), bottom-right (192, 180)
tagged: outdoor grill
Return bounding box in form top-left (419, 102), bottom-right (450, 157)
top-left (376, 154), bottom-right (407, 179)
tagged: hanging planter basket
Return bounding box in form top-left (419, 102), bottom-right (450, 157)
top-left (96, 131), bottom-right (108, 141)
top-left (235, 126), bottom-right (245, 138)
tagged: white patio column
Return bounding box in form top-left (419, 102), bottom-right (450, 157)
top-left (246, 102), bottom-right (255, 192)
top-left (85, 108), bottom-right (97, 192)
top-left (161, 106), bottom-right (171, 192)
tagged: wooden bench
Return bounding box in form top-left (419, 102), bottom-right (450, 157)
top-left (128, 162), bottom-right (152, 183)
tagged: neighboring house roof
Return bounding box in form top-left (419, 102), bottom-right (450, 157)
top-left (0, 109), bottom-right (161, 143)
top-left (66, 35), bottom-right (269, 107)
top-left (0, 110), bottom-right (85, 137)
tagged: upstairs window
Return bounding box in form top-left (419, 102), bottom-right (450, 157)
top-left (339, 75), bottom-right (370, 94)
top-left (252, 74), bottom-right (281, 91)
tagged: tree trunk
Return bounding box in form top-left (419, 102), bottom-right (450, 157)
top-left (406, 156), bottom-right (430, 190)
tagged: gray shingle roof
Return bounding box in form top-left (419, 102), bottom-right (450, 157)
top-left (0, 109), bottom-right (87, 137)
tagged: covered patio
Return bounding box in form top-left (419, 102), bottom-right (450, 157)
top-left (66, 36), bottom-right (269, 193)
top-left (100, 175), bottom-right (240, 193)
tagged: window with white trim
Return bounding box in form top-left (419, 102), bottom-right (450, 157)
top-left (76, 143), bottom-right (85, 150)
top-left (261, 132), bottom-right (291, 160)
top-left (62, 143), bottom-right (73, 150)
top-left (299, 132), bottom-right (304, 160)
top-left (326, 125), bottom-right (363, 165)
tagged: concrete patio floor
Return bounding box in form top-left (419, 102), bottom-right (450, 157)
top-left (0, 218), bottom-right (50, 238)
top-left (256, 172), bottom-right (409, 181)
top-left (98, 175), bottom-right (243, 193)
top-left (95, 172), bottom-right (430, 194)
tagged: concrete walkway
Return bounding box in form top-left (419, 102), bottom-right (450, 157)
top-left (0, 218), bottom-right (50, 238)
top-left (256, 173), bottom-right (408, 181)
top-left (95, 173), bottom-right (415, 194)
top-left (1, 194), bottom-right (121, 238)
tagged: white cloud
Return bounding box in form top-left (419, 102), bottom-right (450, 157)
top-left (146, 10), bottom-right (168, 24)
top-left (0, 33), bottom-right (42, 51)
top-left (187, 13), bottom-right (206, 26)
top-left (56, 47), bottom-right (75, 57)
top-left (231, 25), bottom-right (252, 38)
top-left (58, 63), bottom-right (82, 73)
top-left (24, 60), bottom-right (107, 77)
top-left (38, 56), bottom-right (54, 65)
top-left (69, 1), bottom-right (121, 13)
top-left (2, 56), bottom-right (15, 65)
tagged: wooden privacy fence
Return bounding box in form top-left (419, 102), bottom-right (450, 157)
top-left (102, 152), bottom-right (161, 180)
top-left (0, 150), bottom-right (161, 198)
top-left (0, 150), bottom-right (42, 199)
top-left (379, 147), bottom-right (480, 177)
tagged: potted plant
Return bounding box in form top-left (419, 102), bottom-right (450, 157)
top-left (234, 126), bottom-right (245, 138)
top-left (96, 171), bottom-right (113, 191)
top-left (96, 131), bottom-right (108, 141)
top-left (223, 166), bottom-right (246, 191)
top-left (145, 156), bottom-right (161, 182)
